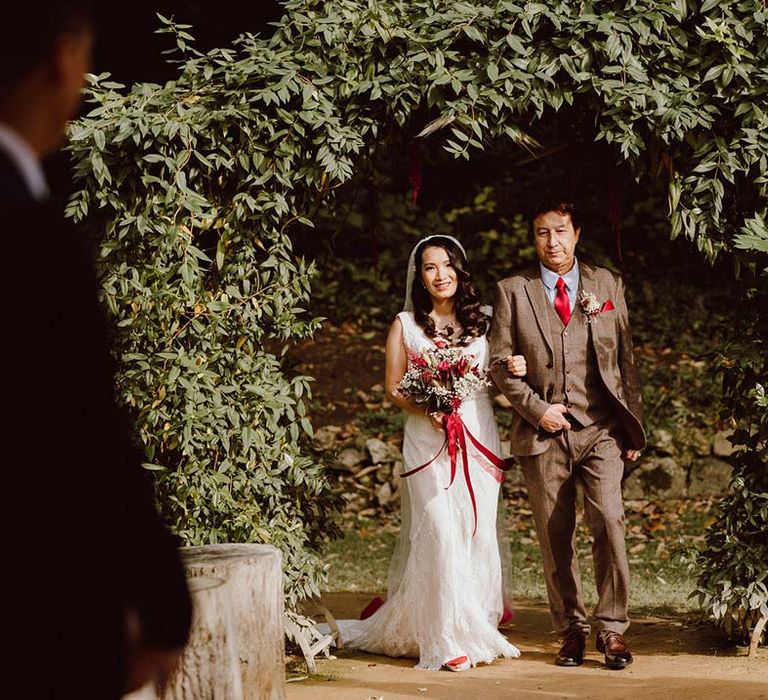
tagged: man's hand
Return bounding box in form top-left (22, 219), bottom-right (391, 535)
top-left (124, 608), bottom-right (184, 693)
top-left (622, 449), bottom-right (641, 462)
top-left (505, 354), bottom-right (527, 377)
top-left (538, 404), bottom-right (571, 433)
top-left (125, 646), bottom-right (184, 693)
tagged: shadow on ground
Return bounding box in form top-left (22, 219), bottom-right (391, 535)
top-left (287, 593), bottom-right (768, 700)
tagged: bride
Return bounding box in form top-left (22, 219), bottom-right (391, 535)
top-left (333, 235), bottom-right (526, 671)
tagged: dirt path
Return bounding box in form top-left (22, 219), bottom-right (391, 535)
top-left (287, 593), bottom-right (768, 700)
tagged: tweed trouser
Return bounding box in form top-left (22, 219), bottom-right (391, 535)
top-left (518, 420), bottom-right (630, 636)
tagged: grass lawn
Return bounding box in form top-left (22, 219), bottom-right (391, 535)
top-left (323, 495), bottom-right (716, 618)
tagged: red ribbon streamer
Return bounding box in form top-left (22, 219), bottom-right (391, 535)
top-left (408, 141), bottom-right (422, 203)
top-left (400, 412), bottom-right (511, 536)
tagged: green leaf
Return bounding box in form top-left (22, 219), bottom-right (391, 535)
top-left (703, 64), bottom-right (725, 82)
top-left (216, 237), bottom-right (226, 271)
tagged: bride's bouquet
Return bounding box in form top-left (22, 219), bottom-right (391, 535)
top-left (397, 342), bottom-right (489, 415)
top-left (397, 342), bottom-right (507, 536)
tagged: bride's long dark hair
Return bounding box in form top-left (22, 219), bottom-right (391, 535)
top-left (410, 236), bottom-right (487, 343)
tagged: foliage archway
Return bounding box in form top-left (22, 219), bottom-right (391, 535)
top-left (69, 0), bottom-right (767, 635)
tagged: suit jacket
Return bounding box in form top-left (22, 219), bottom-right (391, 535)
top-left (489, 262), bottom-right (645, 457)
top-left (0, 152), bottom-right (191, 697)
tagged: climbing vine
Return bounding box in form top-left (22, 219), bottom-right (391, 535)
top-left (69, 0), bottom-right (768, 629)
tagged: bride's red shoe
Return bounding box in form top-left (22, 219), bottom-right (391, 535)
top-left (445, 655), bottom-right (470, 672)
top-left (359, 596), bottom-right (385, 620)
top-left (499, 607), bottom-right (515, 626)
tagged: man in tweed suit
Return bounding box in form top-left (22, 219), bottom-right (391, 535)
top-left (489, 200), bottom-right (645, 670)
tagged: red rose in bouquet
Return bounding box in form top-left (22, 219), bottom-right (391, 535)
top-left (397, 345), bottom-right (487, 415)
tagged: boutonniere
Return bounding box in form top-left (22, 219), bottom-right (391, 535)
top-left (578, 290), bottom-right (615, 323)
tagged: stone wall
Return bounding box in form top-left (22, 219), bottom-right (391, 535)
top-left (315, 420), bottom-right (735, 520)
top-left (622, 427), bottom-right (735, 500)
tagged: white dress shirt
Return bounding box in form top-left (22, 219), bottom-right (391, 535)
top-left (0, 122), bottom-right (49, 201)
top-left (539, 259), bottom-right (580, 312)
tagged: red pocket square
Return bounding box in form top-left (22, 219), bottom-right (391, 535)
top-left (601, 299), bottom-right (615, 312)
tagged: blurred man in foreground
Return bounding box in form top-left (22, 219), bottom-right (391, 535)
top-left (0, 4), bottom-right (191, 696)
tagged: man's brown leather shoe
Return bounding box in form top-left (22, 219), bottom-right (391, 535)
top-left (596, 631), bottom-right (633, 670)
top-left (555, 630), bottom-right (586, 667)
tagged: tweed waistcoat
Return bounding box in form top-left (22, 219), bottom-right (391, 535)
top-left (545, 299), bottom-right (612, 427)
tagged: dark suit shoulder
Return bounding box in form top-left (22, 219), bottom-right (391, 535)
top-left (0, 149), bottom-right (35, 204)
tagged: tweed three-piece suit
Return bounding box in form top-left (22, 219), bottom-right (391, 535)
top-left (489, 262), bottom-right (645, 635)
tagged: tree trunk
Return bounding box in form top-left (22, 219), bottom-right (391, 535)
top-left (162, 544), bottom-right (285, 700)
top-left (161, 575), bottom-right (243, 699)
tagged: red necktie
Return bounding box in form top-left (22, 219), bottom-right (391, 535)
top-left (554, 277), bottom-right (571, 326)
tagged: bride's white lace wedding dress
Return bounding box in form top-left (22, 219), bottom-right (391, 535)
top-left (333, 310), bottom-right (520, 670)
